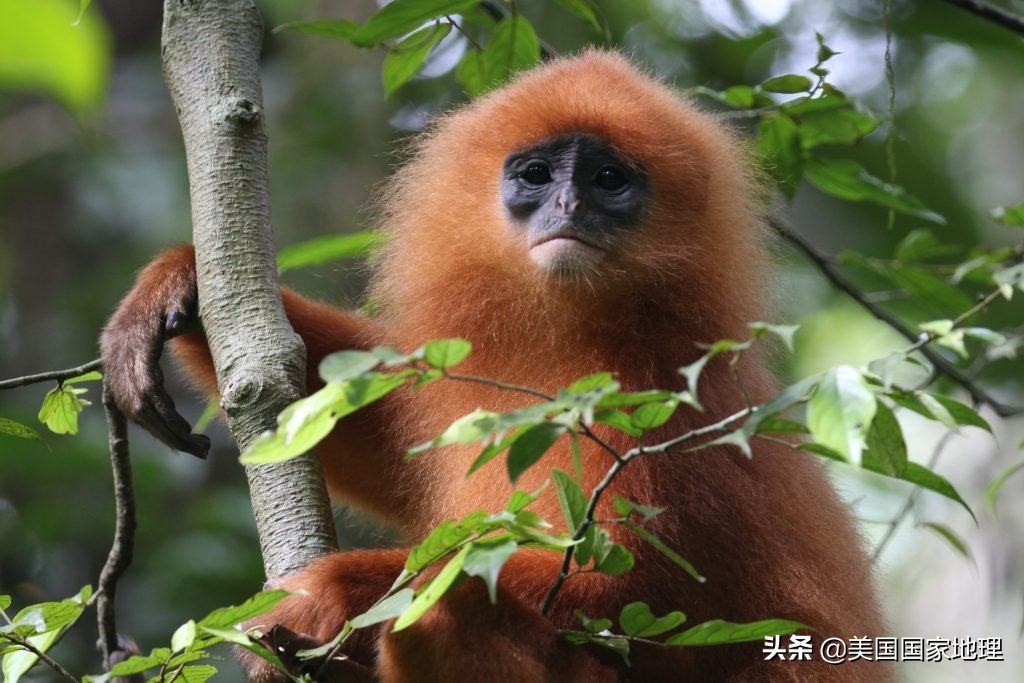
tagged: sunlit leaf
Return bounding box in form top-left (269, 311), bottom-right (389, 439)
top-left (393, 545), bottom-right (470, 631)
top-left (276, 232), bottom-right (380, 273)
top-left (463, 538), bottom-right (517, 603)
top-left (423, 338), bottom-right (472, 369)
top-left (350, 589), bottom-right (415, 629)
top-left (37, 384), bottom-right (89, 435)
top-left (0, 0), bottom-right (109, 113)
top-left (199, 590), bottom-right (289, 629)
top-left (382, 22), bottom-right (452, 96)
top-left (0, 418), bottom-right (41, 440)
top-left (806, 365), bottom-right (876, 463)
top-left (665, 619), bottom-right (805, 646)
top-left (991, 202), bottom-right (1024, 227)
top-left (619, 602), bottom-right (686, 637)
top-left (319, 350), bottom-right (380, 383)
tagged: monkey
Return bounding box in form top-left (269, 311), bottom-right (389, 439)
top-left (101, 52), bottom-right (887, 681)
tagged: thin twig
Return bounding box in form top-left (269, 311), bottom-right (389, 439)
top-left (540, 454), bottom-right (627, 616)
top-left (882, 0), bottom-right (897, 230)
top-left (0, 358), bottom-right (102, 390)
top-left (941, 0), bottom-right (1024, 36)
top-left (0, 633), bottom-right (79, 683)
top-left (871, 429), bottom-right (958, 562)
top-left (97, 384), bottom-right (137, 669)
top-left (770, 216), bottom-right (1022, 417)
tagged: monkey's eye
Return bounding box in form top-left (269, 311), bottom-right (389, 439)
top-left (595, 166), bottom-right (628, 192)
top-left (520, 162), bottom-right (552, 186)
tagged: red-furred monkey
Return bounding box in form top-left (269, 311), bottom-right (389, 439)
top-left (101, 52), bottom-right (886, 682)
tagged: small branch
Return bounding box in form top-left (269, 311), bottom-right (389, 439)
top-left (0, 634), bottom-right (79, 683)
top-left (540, 454), bottom-right (627, 616)
top-left (97, 384), bottom-right (137, 669)
top-left (770, 216), bottom-right (1022, 417)
top-left (443, 371), bottom-right (554, 401)
top-left (628, 407), bottom-right (752, 458)
top-left (0, 358), bottom-right (102, 390)
top-left (871, 428), bottom-right (958, 562)
top-left (941, 0), bottom-right (1024, 37)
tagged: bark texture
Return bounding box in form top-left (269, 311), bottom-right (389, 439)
top-left (161, 0), bottom-right (337, 578)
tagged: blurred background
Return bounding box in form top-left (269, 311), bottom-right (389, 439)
top-left (0, 0), bottom-right (1022, 680)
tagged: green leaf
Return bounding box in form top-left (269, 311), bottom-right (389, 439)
top-left (455, 49), bottom-right (487, 94)
top-left (179, 665), bottom-right (218, 683)
top-left (894, 229), bottom-right (961, 262)
top-left (552, 0), bottom-right (601, 31)
top-left (804, 158), bottom-right (944, 224)
top-left (611, 496), bottom-right (664, 522)
top-left (900, 462), bottom-right (975, 521)
top-left (319, 350), bottom-right (380, 383)
top-left (625, 520), bottom-right (704, 583)
top-left (479, 14), bottom-right (540, 89)
top-left (597, 390), bottom-right (675, 408)
top-left (889, 390), bottom-right (990, 433)
top-left (551, 469), bottom-right (587, 532)
top-left (630, 399), bottom-right (678, 431)
top-left (562, 630), bottom-right (631, 664)
top-left (393, 545), bottom-right (470, 631)
top-left (918, 522), bottom-right (973, 563)
top-left (0, 418), bottom-right (41, 440)
top-left (423, 338), bottom-right (472, 369)
top-left (171, 620), bottom-right (197, 652)
top-left (985, 461), bottom-right (1024, 516)
top-left (199, 590), bottom-right (289, 629)
top-left (0, 0), bottom-right (109, 113)
top-left (37, 384), bottom-right (90, 435)
top-left (276, 231), bottom-right (380, 273)
top-left (861, 401), bottom-right (907, 477)
top-left (507, 422), bottom-right (565, 483)
top-left (574, 610), bottom-right (613, 634)
top-left (991, 202), bottom-right (1024, 227)
top-left (665, 619), bottom-right (805, 646)
top-left (756, 114), bottom-right (803, 195)
top-left (350, 588), bottom-right (415, 629)
top-left (594, 409), bottom-right (644, 437)
top-left (796, 108), bottom-right (879, 149)
top-left (357, 0), bottom-right (482, 47)
top-left (753, 415), bottom-right (808, 435)
top-left (65, 370), bottom-right (102, 384)
top-left (806, 365), bottom-right (876, 463)
top-left (594, 544), bottom-right (634, 576)
top-left (106, 655), bottom-right (164, 677)
top-left (73, 0), bottom-right (93, 26)
top-left (0, 596), bottom-right (10, 611)
top-left (406, 512), bottom-right (488, 572)
top-left (382, 22), bottom-right (451, 96)
top-left (748, 322), bottom-right (800, 352)
top-left (463, 538), bottom-right (517, 603)
top-left (722, 85), bottom-right (758, 109)
top-left (761, 74), bottom-right (812, 93)
top-left (619, 602), bottom-right (686, 637)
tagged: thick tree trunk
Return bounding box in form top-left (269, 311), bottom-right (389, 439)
top-left (160, 0), bottom-right (337, 578)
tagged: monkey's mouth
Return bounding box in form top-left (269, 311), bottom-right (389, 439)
top-left (529, 233), bottom-right (606, 273)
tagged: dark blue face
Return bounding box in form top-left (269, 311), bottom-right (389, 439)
top-left (500, 133), bottom-right (650, 276)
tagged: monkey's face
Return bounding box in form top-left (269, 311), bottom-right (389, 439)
top-left (500, 133), bottom-right (650, 277)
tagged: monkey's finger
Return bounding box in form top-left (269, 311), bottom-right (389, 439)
top-left (137, 389), bottom-right (210, 459)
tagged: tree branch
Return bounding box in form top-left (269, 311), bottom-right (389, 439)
top-left (96, 385), bottom-right (136, 669)
top-left (769, 216), bottom-right (1022, 418)
top-left (160, 0), bottom-right (337, 579)
top-left (941, 0), bottom-right (1024, 37)
top-left (0, 358), bottom-right (101, 390)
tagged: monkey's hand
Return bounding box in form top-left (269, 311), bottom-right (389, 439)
top-left (100, 244), bottom-right (211, 458)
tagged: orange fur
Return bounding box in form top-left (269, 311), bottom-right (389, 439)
top-left (158, 52), bottom-right (886, 681)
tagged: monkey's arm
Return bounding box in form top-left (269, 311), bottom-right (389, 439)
top-left (100, 244), bottom-right (384, 460)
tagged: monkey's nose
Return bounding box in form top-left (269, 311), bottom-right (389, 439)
top-left (555, 187), bottom-right (581, 215)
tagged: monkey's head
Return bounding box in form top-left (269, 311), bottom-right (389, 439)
top-left (376, 51), bottom-right (765, 337)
